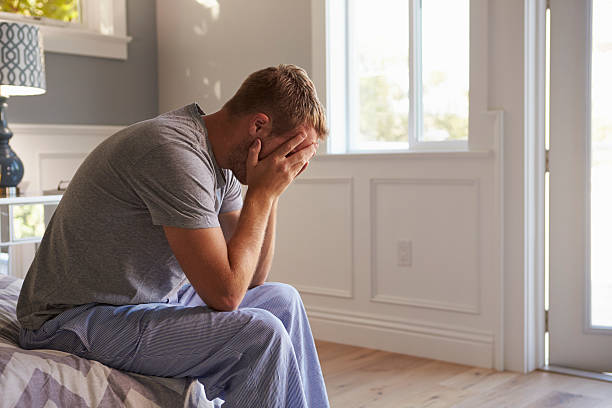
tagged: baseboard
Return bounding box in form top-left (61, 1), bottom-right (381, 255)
top-left (308, 306), bottom-right (495, 369)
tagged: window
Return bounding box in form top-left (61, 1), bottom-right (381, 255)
top-left (322, 0), bottom-right (470, 153)
top-left (0, 0), bottom-right (130, 60)
top-left (12, 204), bottom-right (46, 240)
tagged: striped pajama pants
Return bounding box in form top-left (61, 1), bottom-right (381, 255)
top-left (19, 282), bottom-right (330, 408)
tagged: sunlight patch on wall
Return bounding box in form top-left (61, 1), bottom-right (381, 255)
top-left (193, 20), bottom-right (208, 36)
top-left (213, 81), bottom-right (221, 100)
top-left (195, 0), bottom-right (220, 20)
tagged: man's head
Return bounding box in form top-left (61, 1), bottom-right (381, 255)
top-left (221, 64), bottom-right (327, 183)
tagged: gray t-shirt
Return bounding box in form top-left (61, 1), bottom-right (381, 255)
top-left (17, 103), bottom-right (243, 330)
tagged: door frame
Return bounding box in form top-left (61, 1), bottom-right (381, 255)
top-left (524, 0), bottom-right (547, 373)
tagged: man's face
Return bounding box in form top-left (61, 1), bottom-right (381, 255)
top-left (228, 124), bottom-right (319, 185)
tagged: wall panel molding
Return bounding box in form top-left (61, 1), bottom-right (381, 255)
top-left (489, 109), bottom-right (505, 371)
top-left (10, 123), bottom-right (119, 193)
top-left (370, 294), bottom-right (480, 314)
top-left (38, 152), bottom-right (88, 191)
top-left (369, 178), bottom-right (482, 314)
top-left (276, 177), bottom-right (355, 299)
top-left (294, 284), bottom-right (352, 299)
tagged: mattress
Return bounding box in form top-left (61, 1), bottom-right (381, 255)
top-left (0, 274), bottom-right (222, 408)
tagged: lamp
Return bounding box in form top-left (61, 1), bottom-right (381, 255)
top-left (0, 21), bottom-right (46, 197)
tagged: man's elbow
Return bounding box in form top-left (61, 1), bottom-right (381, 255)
top-left (189, 267), bottom-right (247, 311)
top-left (248, 280), bottom-right (265, 289)
top-left (210, 304), bottom-right (238, 312)
top-left (207, 292), bottom-right (243, 312)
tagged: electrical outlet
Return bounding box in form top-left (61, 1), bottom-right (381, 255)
top-left (397, 240), bottom-right (412, 267)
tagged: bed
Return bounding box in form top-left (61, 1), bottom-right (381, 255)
top-left (0, 274), bottom-right (223, 408)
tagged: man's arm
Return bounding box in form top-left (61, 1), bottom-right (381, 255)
top-left (219, 197), bottom-right (277, 289)
top-left (216, 146), bottom-right (313, 290)
top-left (164, 133), bottom-right (314, 311)
top-left (250, 198), bottom-right (277, 287)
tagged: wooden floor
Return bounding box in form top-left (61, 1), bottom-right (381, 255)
top-left (316, 340), bottom-right (612, 408)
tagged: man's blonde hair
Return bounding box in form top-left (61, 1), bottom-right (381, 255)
top-left (224, 64), bottom-right (328, 140)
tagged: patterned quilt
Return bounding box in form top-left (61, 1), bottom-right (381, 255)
top-left (0, 275), bottom-right (222, 408)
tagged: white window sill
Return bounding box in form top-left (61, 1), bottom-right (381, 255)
top-left (313, 150), bottom-right (492, 161)
top-left (40, 24), bottom-right (131, 60)
top-left (0, 5), bottom-right (131, 60)
top-left (324, 138), bottom-right (477, 158)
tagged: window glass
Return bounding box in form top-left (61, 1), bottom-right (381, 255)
top-left (0, 0), bottom-right (80, 22)
top-left (12, 204), bottom-right (45, 240)
top-left (352, 0), bottom-right (410, 150)
top-left (590, 0), bottom-right (612, 327)
top-left (421, 0), bottom-right (469, 141)
top-left (328, 0), bottom-right (470, 152)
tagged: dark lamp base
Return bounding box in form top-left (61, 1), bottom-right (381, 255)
top-left (0, 186), bottom-right (18, 197)
top-left (0, 96), bottom-right (25, 192)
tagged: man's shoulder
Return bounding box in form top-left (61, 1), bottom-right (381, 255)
top-left (134, 105), bottom-right (204, 146)
top-left (108, 105), bottom-right (207, 167)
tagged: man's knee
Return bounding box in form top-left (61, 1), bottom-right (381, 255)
top-left (261, 282), bottom-right (303, 307)
top-left (243, 308), bottom-right (291, 343)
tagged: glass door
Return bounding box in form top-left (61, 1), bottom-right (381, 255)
top-left (548, 0), bottom-right (612, 372)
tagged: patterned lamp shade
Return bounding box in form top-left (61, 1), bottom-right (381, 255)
top-left (0, 22), bottom-right (46, 97)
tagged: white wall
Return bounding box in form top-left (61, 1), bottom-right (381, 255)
top-left (157, 0), bottom-right (531, 372)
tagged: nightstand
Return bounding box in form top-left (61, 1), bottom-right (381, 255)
top-left (0, 194), bottom-right (63, 277)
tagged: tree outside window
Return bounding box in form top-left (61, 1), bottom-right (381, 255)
top-left (0, 0), bottom-right (80, 22)
top-left (12, 204), bottom-right (45, 240)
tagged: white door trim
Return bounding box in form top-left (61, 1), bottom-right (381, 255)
top-left (524, 0), bottom-right (547, 372)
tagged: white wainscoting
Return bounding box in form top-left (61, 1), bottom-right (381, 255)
top-left (271, 112), bottom-right (505, 370)
top-left (11, 124), bottom-right (122, 192)
top-left (370, 178), bottom-right (481, 315)
top-left (8, 124), bottom-right (121, 278)
top-left (272, 177), bottom-right (354, 299)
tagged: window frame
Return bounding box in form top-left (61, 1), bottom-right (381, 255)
top-left (312, 0), bottom-right (479, 154)
top-left (0, 0), bottom-right (131, 60)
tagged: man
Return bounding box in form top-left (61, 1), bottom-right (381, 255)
top-left (16, 64), bottom-right (330, 408)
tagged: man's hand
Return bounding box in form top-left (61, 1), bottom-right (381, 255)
top-left (246, 132), bottom-right (317, 199)
top-left (292, 140), bottom-right (319, 178)
top-left (164, 134), bottom-right (317, 312)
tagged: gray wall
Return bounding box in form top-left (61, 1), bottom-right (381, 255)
top-left (157, 0), bottom-right (311, 114)
top-left (8, 0), bottom-right (158, 126)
